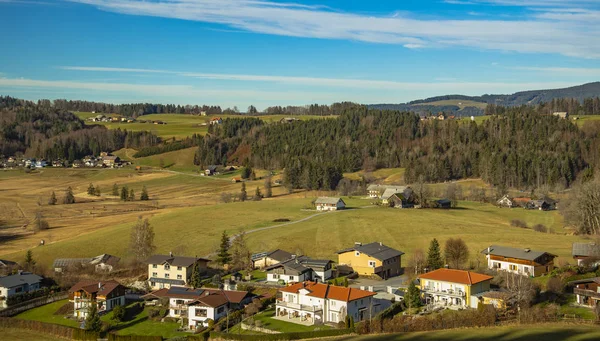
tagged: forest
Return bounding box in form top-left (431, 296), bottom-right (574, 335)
top-left (0, 96), bottom-right (160, 159)
top-left (196, 106), bottom-right (598, 190)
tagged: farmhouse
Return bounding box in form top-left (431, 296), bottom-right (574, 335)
top-left (436, 198), bottom-right (452, 209)
top-left (0, 259), bottom-right (18, 275)
top-left (146, 254), bottom-right (211, 290)
top-left (102, 155), bottom-right (121, 167)
top-left (496, 195), bottom-right (513, 208)
top-left (142, 286), bottom-right (253, 329)
top-left (337, 242), bottom-right (404, 279)
top-left (418, 268), bottom-right (493, 309)
top-left (553, 112), bottom-right (569, 119)
top-left (53, 254), bottom-right (120, 273)
top-left (205, 165), bottom-right (218, 176)
top-left (210, 117), bottom-right (223, 125)
top-left (572, 243), bottom-right (600, 266)
top-left (315, 197), bottom-right (346, 211)
top-left (381, 187), bottom-right (413, 205)
top-left (251, 249), bottom-right (294, 269)
top-left (0, 271), bottom-right (43, 308)
top-left (367, 185), bottom-right (410, 200)
top-left (69, 280), bottom-right (126, 319)
top-left (529, 198), bottom-right (556, 211)
top-left (569, 277), bottom-right (600, 307)
top-left (276, 281), bottom-right (378, 325)
top-left (482, 245), bottom-right (556, 277)
top-left (265, 256), bottom-right (334, 284)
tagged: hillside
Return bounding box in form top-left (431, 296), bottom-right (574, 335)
top-left (370, 81), bottom-right (600, 115)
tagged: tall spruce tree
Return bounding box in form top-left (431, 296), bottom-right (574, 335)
top-left (87, 183), bottom-right (95, 196)
top-left (405, 281), bottom-right (422, 309)
top-left (189, 261), bottom-right (202, 288)
top-left (112, 183), bottom-right (119, 196)
top-left (24, 250), bottom-right (35, 271)
top-left (63, 186), bottom-right (75, 204)
top-left (129, 188), bottom-right (135, 201)
top-left (253, 187), bottom-right (262, 201)
top-left (240, 182), bottom-right (247, 202)
top-left (427, 238), bottom-right (444, 270)
top-left (120, 186), bottom-right (129, 201)
top-left (84, 303), bottom-right (102, 332)
top-left (48, 191), bottom-right (57, 205)
top-left (264, 174), bottom-right (272, 198)
top-left (216, 231), bottom-right (231, 266)
top-left (140, 185), bottom-right (149, 200)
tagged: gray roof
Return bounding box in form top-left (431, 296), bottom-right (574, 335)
top-left (264, 256), bottom-right (333, 274)
top-left (315, 197), bottom-right (344, 205)
top-left (53, 258), bottom-right (92, 268)
top-left (267, 249), bottom-right (294, 262)
top-left (0, 272), bottom-right (43, 288)
top-left (481, 245), bottom-right (556, 262)
top-left (146, 255), bottom-right (211, 267)
top-left (264, 259), bottom-right (311, 275)
top-left (251, 251), bottom-right (269, 261)
top-left (568, 277), bottom-right (600, 285)
top-left (337, 242), bottom-right (405, 261)
top-left (148, 277), bottom-right (186, 285)
top-left (0, 259), bottom-right (18, 267)
top-left (572, 243), bottom-right (600, 257)
top-left (381, 187), bottom-right (411, 200)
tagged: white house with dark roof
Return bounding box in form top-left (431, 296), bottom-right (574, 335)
top-left (482, 245), bottom-right (556, 277)
top-left (0, 271), bottom-right (43, 308)
top-left (367, 185), bottom-right (411, 201)
top-left (265, 256), bottom-right (334, 284)
top-left (315, 197), bottom-right (345, 211)
top-left (146, 254), bottom-right (211, 290)
top-left (572, 243), bottom-right (600, 266)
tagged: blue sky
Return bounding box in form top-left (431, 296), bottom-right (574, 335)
top-left (0, 0), bottom-right (599, 109)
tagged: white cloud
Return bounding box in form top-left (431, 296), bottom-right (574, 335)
top-left (65, 0), bottom-right (600, 59)
top-left (508, 66), bottom-right (600, 76)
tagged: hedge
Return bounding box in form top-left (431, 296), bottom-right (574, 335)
top-left (0, 317), bottom-right (99, 340)
top-left (107, 333), bottom-right (163, 341)
top-left (209, 328), bottom-right (354, 340)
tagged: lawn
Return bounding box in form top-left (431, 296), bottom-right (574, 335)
top-left (0, 328), bottom-right (66, 341)
top-left (248, 308), bottom-right (332, 333)
top-left (351, 324), bottom-right (600, 341)
top-left (104, 305), bottom-right (187, 338)
top-left (15, 299), bottom-right (80, 328)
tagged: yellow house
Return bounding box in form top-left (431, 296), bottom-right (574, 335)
top-left (480, 291), bottom-right (510, 310)
top-left (337, 242), bottom-right (404, 279)
top-left (146, 254), bottom-right (211, 290)
top-left (418, 269), bottom-right (493, 309)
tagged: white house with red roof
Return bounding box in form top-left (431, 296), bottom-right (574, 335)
top-left (69, 280), bottom-right (126, 319)
top-left (276, 281), bottom-right (379, 325)
top-left (418, 268), bottom-right (493, 309)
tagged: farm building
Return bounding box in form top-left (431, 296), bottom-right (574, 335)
top-left (314, 197), bottom-right (346, 211)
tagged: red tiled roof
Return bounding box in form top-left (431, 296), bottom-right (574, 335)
top-left (279, 281), bottom-right (375, 302)
top-left (513, 197), bottom-right (532, 203)
top-left (418, 269), bottom-right (493, 285)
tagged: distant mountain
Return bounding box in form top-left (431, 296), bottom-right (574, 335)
top-left (370, 81), bottom-right (600, 116)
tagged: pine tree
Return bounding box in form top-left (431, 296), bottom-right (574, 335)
top-left (253, 187), bottom-right (262, 201)
top-left (140, 185), bottom-right (149, 200)
top-left (129, 188), bottom-right (135, 201)
top-left (240, 182), bottom-right (247, 202)
top-left (427, 238), bottom-right (444, 270)
top-left (24, 250), bottom-right (35, 271)
top-left (84, 303), bottom-right (102, 332)
top-left (63, 186), bottom-right (75, 204)
top-left (94, 186), bottom-right (101, 196)
top-left (189, 261), bottom-right (202, 288)
top-left (264, 174), bottom-right (272, 198)
top-left (120, 186), bottom-right (128, 201)
top-left (216, 231), bottom-right (231, 266)
top-left (405, 281), bottom-right (422, 309)
top-left (112, 183), bottom-right (119, 196)
top-left (48, 191), bottom-right (57, 205)
top-left (87, 183), bottom-right (95, 195)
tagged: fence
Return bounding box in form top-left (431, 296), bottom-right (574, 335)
top-left (0, 317), bottom-right (98, 340)
top-left (209, 329), bottom-right (354, 340)
top-left (240, 321), bottom-right (280, 334)
top-left (0, 293), bottom-right (68, 317)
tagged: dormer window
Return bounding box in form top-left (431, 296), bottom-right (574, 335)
top-left (164, 264), bottom-right (170, 270)
top-left (152, 264), bottom-right (157, 268)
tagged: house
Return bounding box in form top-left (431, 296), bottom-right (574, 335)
top-left (380, 187), bottom-right (413, 205)
top-left (280, 117), bottom-right (298, 123)
top-left (72, 160), bottom-right (83, 168)
top-left (142, 287), bottom-right (253, 330)
top-left (200, 111), bottom-right (207, 116)
top-left (528, 198), bottom-right (556, 211)
top-left (367, 185), bottom-right (409, 200)
top-left (69, 280), bottom-right (126, 319)
top-left (265, 256), bottom-right (334, 284)
top-left (53, 254), bottom-right (120, 273)
top-left (418, 268), bottom-right (493, 309)
top-left (102, 156), bottom-right (121, 168)
top-left (0, 271), bottom-right (43, 307)
top-left (569, 277), bottom-right (600, 307)
top-left (210, 117), bottom-right (223, 125)
top-left (35, 160), bottom-right (48, 168)
top-left (572, 243), bottom-right (600, 266)
top-left (231, 177), bottom-right (241, 183)
top-left (205, 165), bottom-right (218, 176)
top-left (337, 242), bottom-right (404, 279)
top-left (437, 114), bottom-right (446, 120)
top-left (482, 245), bottom-right (556, 277)
top-left (252, 249), bottom-right (294, 269)
top-left (314, 197), bottom-right (346, 211)
top-left (496, 195), bottom-right (512, 208)
top-left (553, 112), bottom-right (569, 119)
top-left (52, 160), bottom-right (64, 167)
top-left (436, 198), bottom-right (452, 209)
top-left (146, 254), bottom-right (211, 290)
top-left (276, 281), bottom-right (379, 325)
top-left (476, 291), bottom-right (510, 310)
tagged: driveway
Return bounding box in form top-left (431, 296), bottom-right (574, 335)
top-left (349, 272), bottom-right (409, 295)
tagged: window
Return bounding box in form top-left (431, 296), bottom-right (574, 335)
top-left (177, 275), bottom-right (182, 280)
top-left (289, 276), bottom-right (294, 280)
top-left (173, 309), bottom-right (179, 315)
top-left (165, 273), bottom-right (170, 279)
top-left (355, 251), bottom-right (360, 257)
top-left (151, 281), bottom-right (156, 287)
top-left (195, 309), bottom-right (207, 317)
top-left (273, 274), bottom-right (279, 279)
top-left (368, 261), bottom-right (376, 268)
top-left (15, 287), bottom-right (23, 293)
top-left (152, 264), bottom-right (157, 268)
top-left (217, 306), bottom-right (225, 314)
top-left (164, 264), bottom-right (171, 270)
top-left (509, 264), bottom-right (517, 271)
top-left (176, 299), bottom-right (184, 305)
top-left (177, 266), bottom-right (182, 271)
top-left (152, 272), bottom-right (158, 277)
top-left (331, 301), bottom-right (336, 307)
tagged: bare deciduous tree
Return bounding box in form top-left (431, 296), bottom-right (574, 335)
top-left (501, 272), bottom-right (538, 310)
top-left (413, 175), bottom-right (430, 207)
top-left (561, 180), bottom-right (600, 234)
top-left (407, 248), bottom-right (426, 276)
top-left (444, 238), bottom-right (469, 269)
top-left (129, 216), bottom-right (156, 262)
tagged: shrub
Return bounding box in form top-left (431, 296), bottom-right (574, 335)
top-left (147, 309), bottom-right (159, 319)
top-left (510, 219), bottom-right (528, 228)
top-left (533, 224), bottom-right (548, 233)
top-left (112, 305), bottom-right (126, 322)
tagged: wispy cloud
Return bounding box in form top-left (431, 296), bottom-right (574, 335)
top-left (65, 0), bottom-right (600, 59)
top-left (508, 66), bottom-right (600, 76)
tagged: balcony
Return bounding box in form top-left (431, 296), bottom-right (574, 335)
top-left (277, 301), bottom-right (323, 312)
top-left (170, 304), bottom-right (189, 311)
top-left (422, 288), bottom-right (466, 297)
top-left (574, 288), bottom-right (600, 299)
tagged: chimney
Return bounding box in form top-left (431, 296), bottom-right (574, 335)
top-left (487, 246), bottom-right (491, 254)
top-left (524, 248), bottom-right (531, 253)
top-left (169, 251), bottom-right (173, 257)
top-left (98, 282), bottom-right (102, 289)
top-left (379, 242), bottom-right (383, 247)
top-left (355, 242), bottom-right (362, 247)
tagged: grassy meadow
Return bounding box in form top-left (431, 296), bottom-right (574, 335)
top-left (413, 99), bottom-right (488, 110)
top-left (0, 328), bottom-right (66, 341)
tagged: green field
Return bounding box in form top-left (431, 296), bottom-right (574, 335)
top-left (572, 115), bottom-right (600, 126)
top-left (231, 308), bottom-right (331, 334)
top-left (413, 99), bottom-right (488, 110)
top-left (0, 328), bottom-right (66, 341)
top-left (350, 324), bottom-right (600, 341)
top-left (15, 299), bottom-right (80, 328)
top-left (74, 112), bottom-right (335, 139)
